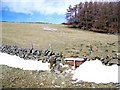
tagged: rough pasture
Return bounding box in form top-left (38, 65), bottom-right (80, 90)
top-left (1, 22), bottom-right (118, 59)
top-left (0, 22), bottom-right (119, 88)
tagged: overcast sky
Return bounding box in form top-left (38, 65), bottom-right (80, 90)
top-left (1, 0), bottom-right (117, 24)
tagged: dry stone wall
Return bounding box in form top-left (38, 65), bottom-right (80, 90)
top-left (0, 44), bottom-right (120, 66)
top-left (0, 44), bottom-right (63, 63)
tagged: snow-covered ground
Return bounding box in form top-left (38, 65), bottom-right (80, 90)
top-left (0, 52), bottom-right (119, 83)
top-left (72, 60), bottom-right (119, 83)
top-left (0, 52), bottom-right (50, 71)
top-left (42, 27), bottom-right (57, 31)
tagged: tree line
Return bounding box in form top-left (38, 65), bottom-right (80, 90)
top-left (65, 1), bottom-right (119, 34)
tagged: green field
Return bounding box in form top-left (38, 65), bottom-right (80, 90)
top-left (1, 22), bottom-right (118, 58)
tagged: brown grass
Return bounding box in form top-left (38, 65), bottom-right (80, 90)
top-left (1, 22), bottom-right (118, 88)
top-left (1, 65), bottom-right (117, 88)
top-left (1, 22), bottom-right (118, 58)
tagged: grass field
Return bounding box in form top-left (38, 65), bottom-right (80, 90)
top-left (1, 65), bottom-right (117, 88)
top-left (0, 22), bottom-right (119, 88)
top-left (1, 22), bottom-right (118, 58)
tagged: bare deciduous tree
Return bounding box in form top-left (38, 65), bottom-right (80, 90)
top-left (65, 1), bottom-right (119, 34)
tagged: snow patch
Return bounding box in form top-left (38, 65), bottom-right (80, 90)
top-left (72, 60), bottom-right (119, 83)
top-left (0, 52), bottom-right (50, 71)
top-left (64, 58), bottom-right (84, 61)
top-left (43, 27), bottom-right (57, 31)
top-left (0, 52), bottom-right (119, 84)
